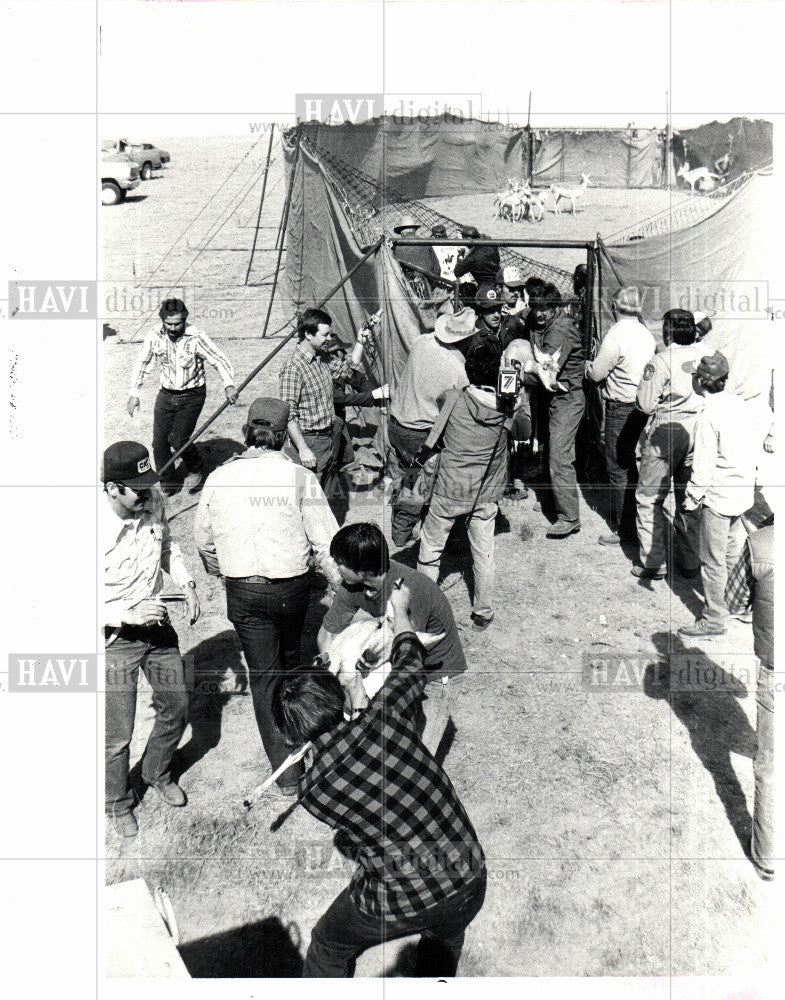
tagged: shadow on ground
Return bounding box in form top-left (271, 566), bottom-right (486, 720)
top-left (178, 916), bottom-right (304, 977)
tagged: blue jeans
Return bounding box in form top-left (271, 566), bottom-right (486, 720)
top-left (752, 663), bottom-right (774, 871)
top-left (105, 623), bottom-right (188, 815)
top-left (152, 385), bottom-right (206, 485)
top-left (304, 872), bottom-right (487, 977)
top-left (603, 400), bottom-right (646, 536)
top-left (699, 507), bottom-right (745, 624)
top-left (225, 573), bottom-right (311, 787)
top-left (547, 386), bottom-right (585, 526)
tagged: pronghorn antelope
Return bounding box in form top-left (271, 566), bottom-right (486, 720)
top-left (550, 174), bottom-right (591, 215)
top-left (677, 162), bottom-right (721, 195)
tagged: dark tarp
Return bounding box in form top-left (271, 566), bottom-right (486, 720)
top-left (532, 129), bottom-right (663, 188)
top-left (293, 116), bottom-right (665, 193)
top-left (284, 134), bottom-right (425, 389)
top-left (598, 174), bottom-right (773, 400)
top-left (674, 117), bottom-right (773, 181)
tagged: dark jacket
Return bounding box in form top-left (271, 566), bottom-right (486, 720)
top-left (433, 386), bottom-right (508, 508)
top-left (533, 311), bottom-right (585, 391)
top-left (454, 245), bottom-right (500, 286)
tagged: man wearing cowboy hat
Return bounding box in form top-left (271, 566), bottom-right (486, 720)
top-left (103, 441), bottom-right (200, 838)
top-left (586, 286), bottom-right (655, 546)
top-left (388, 308), bottom-right (474, 544)
top-left (194, 397), bottom-right (342, 792)
top-left (392, 215), bottom-right (440, 297)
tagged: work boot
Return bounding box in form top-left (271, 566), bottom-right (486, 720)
top-left (470, 610), bottom-right (495, 631)
top-left (631, 564), bottom-right (666, 580)
top-left (546, 519), bottom-right (580, 539)
top-left (150, 779), bottom-right (187, 807)
top-left (677, 618), bottom-right (727, 638)
top-left (109, 812), bottom-right (138, 838)
top-left (598, 531), bottom-right (621, 546)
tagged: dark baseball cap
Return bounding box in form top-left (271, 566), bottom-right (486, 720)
top-left (247, 397), bottom-right (290, 432)
top-left (694, 351), bottom-right (730, 383)
top-left (461, 225), bottom-right (480, 239)
top-left (475, 284), bottom-right (503, 311)
top-left (103, 441), bottom-right (159, 488)
top-left (431, 224), bottom-right (447, 237)
top-left (663, 308), bottom-right (695, 336)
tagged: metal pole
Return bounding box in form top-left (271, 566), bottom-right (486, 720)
top-left (392, 237), bottom-right (594, 250)
top-left (258, 134), bottom-right (300, 339)
top-left (244, 125), bottom-right (276, 286)
top-left (584, 245), bottom-right (595, 356)
top-left (526, 92), bottom-right (534, 184)
top-left (158, 237), bottom-right (384, 477)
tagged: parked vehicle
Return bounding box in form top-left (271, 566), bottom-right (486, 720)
top-left (116, 139), bottom-right (170, 178)
top-left (101, 147), bottom-right (141, 205)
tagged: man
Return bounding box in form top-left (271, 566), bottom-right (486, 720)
top-left (127, 298), bottom-right (238, 494)
top-left (194, 398), bottom-right (342, 793)
top-left (104, 441), bottom-right (200, 837)
top-left (586, 286), bottom-right (655, 546)
top-left (634, 309), bottom-right (705, 579)
top-left (318, 523), bottom-right (468, 756)
top-left (497, 265), bottom-right (528, 344)
top-left (528, 285), bottom-right (586, 538)
top-left (392, 216), bottom-right (439, 298)
top-left (678, 352), bottom-right (769, 637)
top-left (388, 308), bottom-right (474, 544)
top-left (275, 583), bottom-right (486, 977)
top-left (278, 308), bottom-right (370, 505)
top-left (418, 343), bottom-right (518, 630)
top-left (454, 226), bottom-right (500, 287)
top-left (725, 516), bottom-right (774, 881)
top-left (468, 284), bottom-right (505, 353)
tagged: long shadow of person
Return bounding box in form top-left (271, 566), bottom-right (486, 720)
top-left (178, 915), bottom-right (304, 977)
top-left (197, 436), bottom-right (244, 477)
top-left (174, 629), bottom-right (248, 781)
top-left (644, 630), bottom-right (756, 854)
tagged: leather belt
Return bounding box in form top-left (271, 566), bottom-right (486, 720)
top-left (226, 573), bottom-right (309, 585)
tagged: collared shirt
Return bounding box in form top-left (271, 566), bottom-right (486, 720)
top-left (278, 341), bottom-right (350, 432)
top-left (389, 334), bottom-right (468, 431)
top-left (104, 491), bottom-right (192, 626)
top-left (129, 323), bottom-right (235, 394)
top-left (586, 316), bottom-right (655, 403)
top-left (193, 449), bottom-right (338, 578)
top-left (685, 391), bottom-right (767, 516)
top-left (299, 633), bottom-right (485, 921)
top-left (535, 311), bottom-right (585, 390)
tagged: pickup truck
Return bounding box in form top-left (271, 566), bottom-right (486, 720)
top-left (117, 139), bottom-right (170, 178)
top-left (101, 150), bottom-right (141, 206)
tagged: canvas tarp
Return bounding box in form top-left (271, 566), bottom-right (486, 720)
top-left (284, 134), bottom-right (425, 387)
top-left (674, 117), bottom-right (773, 180)
top-left (598, 174), bottom-right (773, 400)
top-left (293, 116), bottom-right (665, 193)
top-left (532, 129), bottom-right (663, 188)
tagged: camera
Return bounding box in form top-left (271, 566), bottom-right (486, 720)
top-left (497, 360), bottom-right (522, 402)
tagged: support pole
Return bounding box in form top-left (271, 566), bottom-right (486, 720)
top-left (526, 91), bottom-right (534, 184)
top-left (158, 237), bottom-right (384, 478)
top-left (244, 125), bottom-right (276, 286)
top-left (259, 134), bottom-right (301, 338)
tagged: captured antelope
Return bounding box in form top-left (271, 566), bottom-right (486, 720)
top-left (550, 174), bottom-right (591, 215)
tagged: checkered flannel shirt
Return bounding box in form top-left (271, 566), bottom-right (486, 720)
top-left (298, 633), bottom-right (485, 922)
top-left (278, 341), bottom-right (355, 432)
top-left (725, 539), bottom-right (754, 616)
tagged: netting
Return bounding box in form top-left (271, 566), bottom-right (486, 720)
top-left (299, 134), bottom-right (575, 298)
top-left (604, 167), bottom-right (771, 244)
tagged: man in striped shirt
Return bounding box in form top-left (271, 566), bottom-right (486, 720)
top-left (127, 298), bottom-right (238, 494)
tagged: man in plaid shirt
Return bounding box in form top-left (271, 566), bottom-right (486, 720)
top-left (272, 582), bottom-right (486, 977)
top-left (279, 308), bottom-right (372, 507)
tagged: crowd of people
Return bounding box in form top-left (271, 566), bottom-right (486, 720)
top-left (104, 252), bottom-right (775, 975)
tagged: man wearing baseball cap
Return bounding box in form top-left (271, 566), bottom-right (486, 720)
top-left (388, 308), bottom-right (473, 545)
top-left (104, 441), bottom-right (200, 837)
top-left (634, 309), bottom-right (704, 579)
top-left (586, 286), bottom-right (655, 546)
top-left (468, 284), bottom-right (505, 353)
top-left (194, 398), bottom-right (342, 793)
top-left (678, 352), bottom-right (771, 637)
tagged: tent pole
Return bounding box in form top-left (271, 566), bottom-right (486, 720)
top-left (526, 91), bottom-right (534, 184)
top-left (244, 125), bottom-right (276, 286)
top-left (158, 237), bottom-right (384, 478)
top-left (259, 134), bottom-right (301, 339)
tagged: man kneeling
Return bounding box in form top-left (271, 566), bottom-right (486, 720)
top-left (273, 583), bottom-right (486, 977)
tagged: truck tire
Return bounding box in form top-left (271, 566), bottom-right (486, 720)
top-left (102, 181), bottom-right (125, 206)
top-left (141, 161), bottom-right (153, 180)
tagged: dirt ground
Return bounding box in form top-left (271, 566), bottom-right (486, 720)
top-left (103, 136), bottom-right (771, 979)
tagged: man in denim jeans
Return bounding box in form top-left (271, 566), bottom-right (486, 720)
top-left (195, 398), bottom-right (342, 794)
top-left (104, 441), bottom-right (200, 838)
top-left (726, 519), bottom-right (774, 880)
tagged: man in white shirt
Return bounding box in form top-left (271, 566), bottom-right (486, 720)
top-left (678, 352), bottom-right (768, 638)
top-left (194, 397), bottom-right (342, 793)
top-left (586, 286), bottom-right (655, 545)
top-left (104, 441), bottom-right (200, 838)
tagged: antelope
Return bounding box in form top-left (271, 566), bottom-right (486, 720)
top-left (550, 174), bottom-right (591, 215)
top-left (524, 188), bottom-right (548, 222)
top-left (677, 161), bottom-right (721, 195)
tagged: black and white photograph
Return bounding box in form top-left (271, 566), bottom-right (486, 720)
top-left (0, 0), bottom-right (782, 996)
